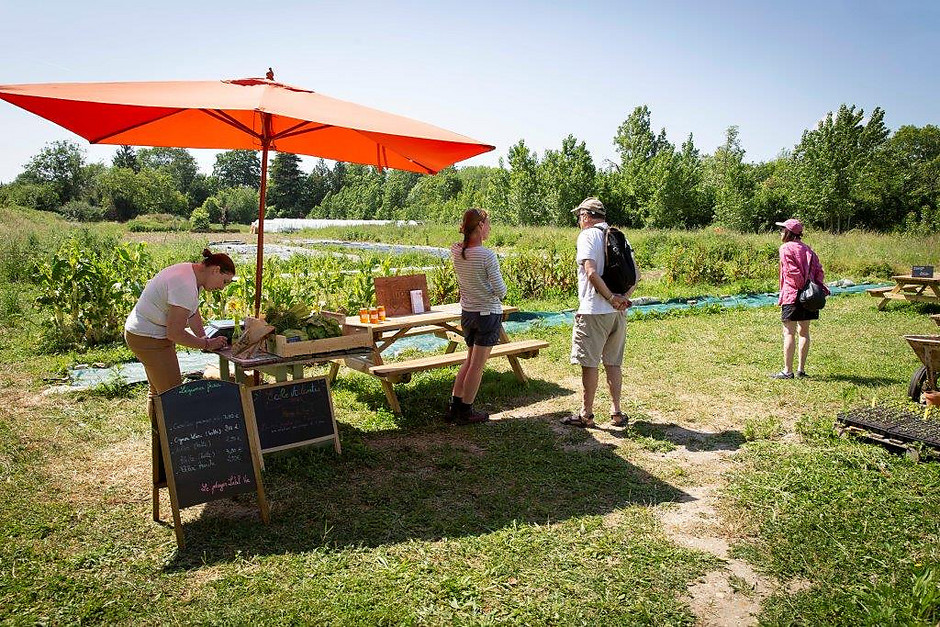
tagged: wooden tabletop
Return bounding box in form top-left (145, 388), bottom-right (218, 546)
top-left (892, 275), bottom-right (939, 284)
top-left (214, 346), bottom-right (371, 368)
top-left (345, 304), bottom-right (518, 332)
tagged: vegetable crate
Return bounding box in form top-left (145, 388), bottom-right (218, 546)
top-left (267, 312), bottom-right (371, 358)
top-left (836, 405), bottom-right (940, 462)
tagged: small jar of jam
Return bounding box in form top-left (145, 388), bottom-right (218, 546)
top-left (359, 308), bottom-right (369, 323)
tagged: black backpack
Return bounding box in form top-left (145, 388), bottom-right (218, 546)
top-left (594, 225), bottom-right (637, 294)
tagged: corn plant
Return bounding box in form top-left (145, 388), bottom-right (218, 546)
top-left (36, 237), bottom-right (153, 349)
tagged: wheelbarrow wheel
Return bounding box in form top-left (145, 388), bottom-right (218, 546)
top-left (908, 366), bottom-right (928, 404)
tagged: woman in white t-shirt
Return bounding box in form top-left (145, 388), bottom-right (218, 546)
top-left (124, 248), bottom-right (235, 397)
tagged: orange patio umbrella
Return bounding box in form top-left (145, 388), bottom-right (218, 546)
top-left (0, 71), bottom-right (495, 314)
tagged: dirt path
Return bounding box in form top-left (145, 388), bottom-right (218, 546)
top-left (497, 395), bottom-right (790, 625)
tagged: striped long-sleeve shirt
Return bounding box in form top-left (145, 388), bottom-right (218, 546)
top-left (451, 243), bottom-right (507, 314)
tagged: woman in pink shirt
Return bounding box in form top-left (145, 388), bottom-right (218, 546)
top-left (772, 218), bottom-right (829, 379)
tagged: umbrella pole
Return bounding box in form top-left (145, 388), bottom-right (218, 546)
top-left (254, 139), bottom-right (270, 318)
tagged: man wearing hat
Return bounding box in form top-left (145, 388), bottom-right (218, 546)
top-left (562, 197), bottom-right (640, 428)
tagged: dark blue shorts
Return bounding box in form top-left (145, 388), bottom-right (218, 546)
top-left (461, 311), bottom-right (501, 347)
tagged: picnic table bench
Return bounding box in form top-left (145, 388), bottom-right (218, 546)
top-left (328, 304), bottom-right (548, 414)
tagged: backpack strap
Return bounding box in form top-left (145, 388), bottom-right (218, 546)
top-left (592, 225), bottom-right (608, 266)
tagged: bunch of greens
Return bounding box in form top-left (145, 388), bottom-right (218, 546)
top-left (264, 300), bottom-right (343, 341)
top-left (263, 301), bottom-right (312, 335)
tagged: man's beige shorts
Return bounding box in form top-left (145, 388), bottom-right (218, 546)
top-left (570, 312), bottom-right (626, 368)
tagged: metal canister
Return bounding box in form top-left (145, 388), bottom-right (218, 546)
top-left (377, 305), bottom-right (386, 321)
top-left (369, 307), bottom-right (379, 324)
top-left (359, 308), bottom-right (369, 323)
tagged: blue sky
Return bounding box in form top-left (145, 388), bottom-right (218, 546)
top-left (0, 0), bottom-right (937, 183)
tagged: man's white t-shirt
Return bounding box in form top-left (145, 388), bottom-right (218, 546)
top-left (124, 263), bottom-right (200, 338)
top-left (576, 222), bottom-right (618, 315)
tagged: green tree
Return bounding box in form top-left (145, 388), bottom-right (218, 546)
top-left (217, 186), bottom-right (260, 224)
top-left (646, 135), bottom-right (708, 229)
top-left (319, 164), bottom-right (384, 219)
top-left (880, 125), bottom-right (940, 232)
top-left (17, 140), bottom-right (88, 207)
top-left (507, 140), bottom-right (540, 225)
top-left (112, 145), bottom-right (139, 172)
top-left (267, 153), bottom-right (309, 217)
top-left (137, 147), bottom-right (199, 197)
top-left (785, 104), bottom-right (889, 231)
top-left (329, 162), bottom-right (347, 196)
top-left (751, 157), bottom-right (796, 230)
top-left (380, 170), bottom-right (420, 219)
top-left (403, 167), bottom-right (462, 221)
top-left (612, 105), bottom-right (671, 225)
top-left (539, 135), bottom-right (596, 226)
top-left (705, 126), bottom-right (757, 231)
top-left (212, 150), bottom-right (261, 189)
top-left (306, 159), bottom-right (333, 214)
top-left (94, 167), bottom-right (187, 220)
top-left (481, 160), bottom-right (510, 222)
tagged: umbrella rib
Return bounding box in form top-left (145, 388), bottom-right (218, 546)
top-left (401, 155), bottom-right (435, 174)
top-left (89, 109), bottom-right (187, 143)
top-left (274, 123), bottom-right (331, 141)
top-left (200, 109), bottom-right (262, 139)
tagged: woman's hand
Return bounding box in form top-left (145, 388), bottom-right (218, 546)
top-left (204, 336), bottom-right (228, 352)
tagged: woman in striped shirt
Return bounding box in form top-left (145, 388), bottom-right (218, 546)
top-left (448, 208), bottom-right (507, 425)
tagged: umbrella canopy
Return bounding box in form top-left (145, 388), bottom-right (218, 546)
top-left (0, 74), bottom-right (495, 313)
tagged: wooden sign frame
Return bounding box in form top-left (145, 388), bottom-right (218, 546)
top-left (374, 274), bottom-right (431, 316)
top-left (153, 380), bottom-right (270, 549)
top-left (244, 376), bottom-right (342, 458)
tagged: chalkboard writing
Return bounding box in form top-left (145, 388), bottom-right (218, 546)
top-left (157, 379), bottom-right (259, 508)
top-left (249, 377), bottom-right (336, 452)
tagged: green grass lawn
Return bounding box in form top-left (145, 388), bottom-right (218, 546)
top-left (3, 283), bottom-right (939, 623)
top-left (2, 209), bottom-right (940, 623)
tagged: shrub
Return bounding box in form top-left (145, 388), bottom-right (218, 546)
top-left (127, 213), bottom-right (188, 232)
top-left (502, 246), bottom-right (575, 301)
top-left (5, 182), bottom-right (59, 212)
top-left (189, 207), bottom-right (210, 232)
top-left (663, 236), bottom-right (777, 286)
top-left (60, 200), bottom-right (106, 222)
top-left (855, 260), bottom-right (895, 280)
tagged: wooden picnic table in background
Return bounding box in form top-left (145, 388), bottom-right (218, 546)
top-left (327, 303), bottom-right (548, 414)
top-left (867, 275), bottom-right (940, 310)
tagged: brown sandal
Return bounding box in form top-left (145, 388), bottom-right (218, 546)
top-left (561, 413), bottom-right (596, 428)
top-left (610, 411), bottom-right (629, 427)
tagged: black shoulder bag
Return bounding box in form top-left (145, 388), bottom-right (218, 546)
top-left (798, 279), bottom-right (826, 311)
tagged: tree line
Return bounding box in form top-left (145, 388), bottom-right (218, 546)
top-left (1, 103), bottom-right (937, 233)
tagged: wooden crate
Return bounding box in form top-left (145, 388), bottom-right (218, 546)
top-left (266, 311), bottom-right (372, 358)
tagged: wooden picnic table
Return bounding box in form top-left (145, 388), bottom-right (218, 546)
top-left (868, 275), bottom-right (940, 310)
top-left (327, 303), bottom-right (548, 414)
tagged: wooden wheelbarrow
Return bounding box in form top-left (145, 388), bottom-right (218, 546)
top-left (905, 333), bottom-right (940, 404)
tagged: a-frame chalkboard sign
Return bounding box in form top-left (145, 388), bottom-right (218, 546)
top-left (245, 376), bottom-right (341, 456)
top-left (153, 379), bottom-right (269, 548)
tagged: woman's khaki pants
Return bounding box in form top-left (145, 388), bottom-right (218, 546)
top-left (124, 331), bottom-right (182, 519)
